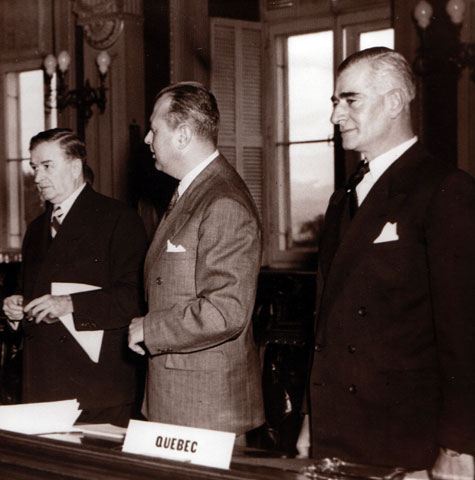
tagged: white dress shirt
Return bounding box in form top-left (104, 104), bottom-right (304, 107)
top-left (177, 150), bottom-right (219, 199)
top-left (51, 182), bottom-right (87, 222)
top-left (357, 137), bottom-right (418, 206)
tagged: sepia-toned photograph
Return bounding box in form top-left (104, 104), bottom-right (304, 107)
top-left (0, 1), bottom-right (474, 478)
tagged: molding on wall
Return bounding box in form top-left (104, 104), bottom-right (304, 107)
top-left (73, 0), bottom-right (143, 50)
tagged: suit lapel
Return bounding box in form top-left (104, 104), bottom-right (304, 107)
top-left (320, 142), bottom-right (426, 312)
top-left (144, 156), bottom-right (225, 290)
top-left (39, 186), bottom-right (94, 271)
top-left (318, 188), bottom-right (350, 280)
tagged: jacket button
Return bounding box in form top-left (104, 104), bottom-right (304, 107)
top-left (348, 384), bottom-right (357, 394)
top-left (155, 276), bottom-right (162, 285)
top-left (59, 335), bottom-right (67, 343)
top-left (314, 343), bottom-right (323, 352)
top-left (348, 344), bottom-right (356, 353)
top-left (357, 307), bottom-right (367, 316)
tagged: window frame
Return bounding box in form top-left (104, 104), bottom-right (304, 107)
top-left (265, 16), bottom-right (334, 269)
top-left (0, 58), bottom-right (46, 253)
top-left (264, 5), bottom-right (392, 269)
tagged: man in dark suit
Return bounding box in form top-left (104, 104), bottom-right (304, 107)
top-left (128, 82), bottom-right (264, 441)
top-left (2, 128), bottom-right (148, 426)
top-left (304, 48), bottom-right (475, 477)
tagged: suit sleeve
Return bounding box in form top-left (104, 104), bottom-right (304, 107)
top-left (144, 197), bottom-right (262, 354)
top-left (71, 208), bottom-right (148, 330)
top-left (425, 170), bottom-right (475, 454)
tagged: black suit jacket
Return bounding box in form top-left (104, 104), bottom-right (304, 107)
top-left (310, 143), bottom-right (475, 469)
top-left (19, 184), bottom-right (148, 410)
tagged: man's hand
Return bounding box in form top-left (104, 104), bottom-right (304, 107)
top-left (23, 294), bottom-right (73, 324)
top-left (128, 316), bottom-right (146, 355)
top-left (3, 295), bottom-right (24, 321)
top-left (431, 448), bottom-right (474, 480)
top-left (296, 413), bottom-right (310, 458)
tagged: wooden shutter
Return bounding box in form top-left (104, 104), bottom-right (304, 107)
top-left (210, 18), bottom-right (263, 219)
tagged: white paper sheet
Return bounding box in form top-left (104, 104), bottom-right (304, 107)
top-left (0, 399), bottom-right (82, 434)
top-left (51, 282), bottom-right (103, 363)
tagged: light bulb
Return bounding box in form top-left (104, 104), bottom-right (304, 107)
top-left (43, 54), bottom-right (57, 76)
top-left (446, 0), bottom-right (465, 24)
top-left (414, 0), bottom-right (433, 29)
top-left (57, 51), bottom-right (71, 73)
top-left (96, 51), bottom-right (111, 75)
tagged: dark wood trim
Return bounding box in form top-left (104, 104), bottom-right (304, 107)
top-left (0, 429), bottom-right (305, 480)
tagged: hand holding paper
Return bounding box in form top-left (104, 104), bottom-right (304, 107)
top-left (51, 282), bottom-right (104, 363)
top-left (24, 294), bottom-right (73, 324)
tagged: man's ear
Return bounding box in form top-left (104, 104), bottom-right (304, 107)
top-left (176, 123), bottom-right (193, 149)
top-left (71, 158), bottom-right (83, 179)
top-left (385, 88), bottom-right (405, 119)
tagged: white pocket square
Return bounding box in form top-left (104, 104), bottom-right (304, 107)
top-left (373, 222), bottom-right (399, 244)
top-left (166, 240), bottom-right (186, 252)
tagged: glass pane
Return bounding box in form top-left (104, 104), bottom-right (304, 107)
top-left (289, 142), bottom-right (334, 248)
top-left (288, 31), bottom-right (334, 142)
top-left (359, 29), bottom-right (394, 50)
top-left (19, 70), bottom-right (45, 160)
top-left (19, 70), bottom-right (45, 225)
top-left (5, 70), bottom-right (45, 250)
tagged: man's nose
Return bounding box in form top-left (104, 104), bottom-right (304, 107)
top-left (144, 131), bottom-right (152, 145)
top-left (33, 169), bottom-right (42, 183)
top-left (331, 102), bottom-right (346, 125)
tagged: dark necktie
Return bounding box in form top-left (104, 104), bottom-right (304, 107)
top-left (347, 160), bottom-right (369, 218)
top-left (51, 205), bottom-right (64, 238)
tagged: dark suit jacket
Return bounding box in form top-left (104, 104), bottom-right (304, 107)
top-left (19, 184), bottom-right (148, 411)
top-left (310, 142), bottom-right (475, 469)
top-left (142, 155), bottom-right (265, 435)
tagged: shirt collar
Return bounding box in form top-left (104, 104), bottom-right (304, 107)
top-left (178, 150), bottom-right (219, 198)
top-left (367, 136), bottom-right (418, 183)
top-left (53, 182), bottom-right (87, 218)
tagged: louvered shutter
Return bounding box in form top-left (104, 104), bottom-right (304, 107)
top-left (210, 18), bottom-right (263, 219)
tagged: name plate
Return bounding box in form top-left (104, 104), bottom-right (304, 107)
top-left (122, 420), bottom-right (236, 469)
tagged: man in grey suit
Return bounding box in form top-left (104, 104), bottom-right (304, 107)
top-left (301, 48), bottom-right (475, 478)
top-left (128, 82), bottom-right (264, 441)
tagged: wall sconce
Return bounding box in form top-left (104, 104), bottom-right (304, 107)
top-left (43, 50), bottom-right (111, 121)
top-left (413, 0), bottom-right (475, 81)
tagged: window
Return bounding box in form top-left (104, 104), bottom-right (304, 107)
top-left (2, 68), bottom-right (53, 253)
top-left (267, 13), bottom-right (393, 268)
top-left (359, 28), bottom-right (394, 51)
top-left (276, 30), bottom-right (334, 252)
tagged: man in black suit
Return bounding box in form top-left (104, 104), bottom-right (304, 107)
top-left (2, 128), bottom-right (148, 426)
top-left (303, 48), bottom-right (475, 478)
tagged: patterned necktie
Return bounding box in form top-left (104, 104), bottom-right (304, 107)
top-left (347, 160), bottom-right (369, 218)
top-left (51, 205), bottom-right (64, 238)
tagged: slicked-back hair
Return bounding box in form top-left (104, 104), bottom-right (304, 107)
top-left (338, 47), bottom-right (416, 104)
top-left (29, 128), bottom-right (94, 184)
top-left (154, 82), bottom-right (220, 146)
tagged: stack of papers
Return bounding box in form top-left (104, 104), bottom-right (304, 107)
top-left (0, 399), bottom-right (82, 434)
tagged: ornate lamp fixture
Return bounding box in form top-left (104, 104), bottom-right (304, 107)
top-left (413, 0), bottom-right (475, 81)
top-left (43, 49), bottom-right (111, 121)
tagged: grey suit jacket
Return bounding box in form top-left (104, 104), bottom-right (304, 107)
top-left (142, 155), bottom-right (264, 435)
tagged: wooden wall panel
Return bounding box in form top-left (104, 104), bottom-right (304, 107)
top-left (0, 0), bottom-right (52, 61)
